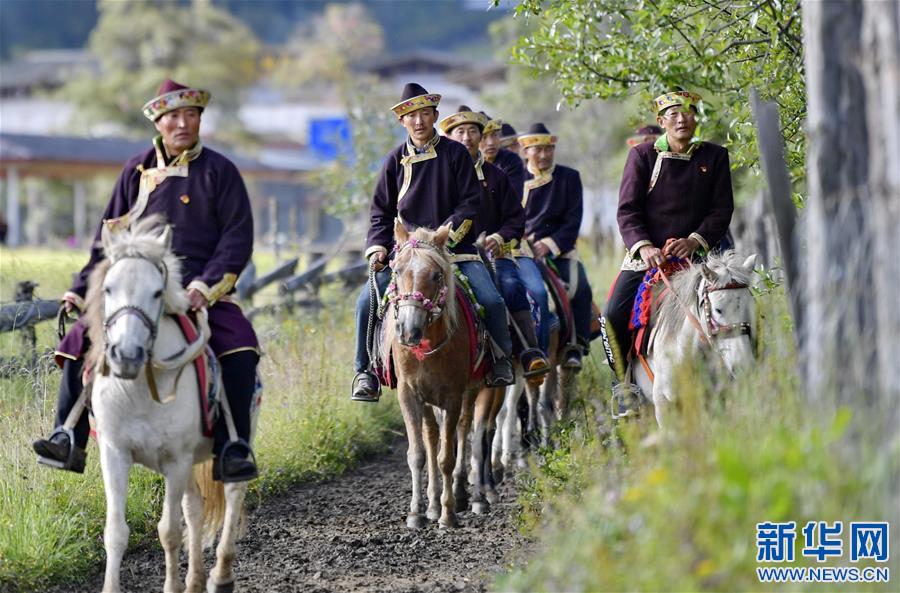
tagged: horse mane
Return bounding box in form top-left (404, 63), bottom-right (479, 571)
top-left (84, 215), bottom-right (189, 368)
top-left (403, 227), bottom-right (459, 335)
top-left (655, 250), bottom-right (752, 339)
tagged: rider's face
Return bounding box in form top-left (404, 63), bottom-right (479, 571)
top-left (480, 130), bottom-right (500, 161)
top-left (525, 144), bottom-right (555, 171)
top-left (155, 107), bottom-right (201, 156)
top-left (449, 123), bottom-right (482, 160)
top-left (400, 108), bottom-right (438, 147)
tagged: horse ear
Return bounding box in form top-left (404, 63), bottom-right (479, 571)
top-left (742, 254), bottom-right (758, 273)
top-left (701, 263), bottom-right (718, 283)
top-left (100, 221), bottom-right (113, 252)
top-left (159, 225), bottom-right (173, 251)
top-left (394, 219), bottom-right (409, 244)
top-left (433, 225), bottom-right (451, 248)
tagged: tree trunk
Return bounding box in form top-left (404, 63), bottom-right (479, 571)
top-left (802, 0), bottom-right (899, 430)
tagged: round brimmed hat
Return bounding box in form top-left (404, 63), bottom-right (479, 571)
top-left (653, 90), bottom-right (702, 115)
top-left (627, 125), bottom-right (663, 147)
top-left (142, 79), bottom-right (210, 122)
top-left (517, 122), bottom-right (557, 148)
top-left (438, 105), bottom-right (487, 135)
top-left (499, 123), bottom-right (518, 147)
top-left (479, 111), bottom-right (502, 135)
top-left (391, 82), bottom-right (441, 119)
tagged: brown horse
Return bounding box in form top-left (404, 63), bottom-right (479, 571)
top-left (384, 222), bottom-right (481, 528)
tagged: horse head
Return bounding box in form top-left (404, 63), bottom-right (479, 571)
top-left (388, 220), bottom-right (456, 347)
top-left (697, 253), bottom-right (758, 376)
top-left (88, 216), bottom-right (188, 379)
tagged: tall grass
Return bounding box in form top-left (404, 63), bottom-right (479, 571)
top-left (496, 274), bottom-right (900, 592)
top-left (0, 248), bottom-right (401, 591)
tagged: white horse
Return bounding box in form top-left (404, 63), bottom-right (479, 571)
top-left (84, 216), bottom-right (255, 593)
top-left (633, 251), bottom-right (758, 427)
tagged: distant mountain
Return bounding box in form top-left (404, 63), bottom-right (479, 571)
top-left (1, 0), bottom-right (504, 60)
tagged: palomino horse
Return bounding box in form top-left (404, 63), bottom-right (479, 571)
top-left (633, 251), bottom-right (758, 427)
top-left (84, 216), bottom-right (255, 593)
top-left (384, 222), bottom-right (481, 528)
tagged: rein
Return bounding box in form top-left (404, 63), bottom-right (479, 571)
top-left (100, 254), bottom-right (209, 403)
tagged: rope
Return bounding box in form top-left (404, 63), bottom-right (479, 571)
top-left (365, 258), bottom-right (379, 369)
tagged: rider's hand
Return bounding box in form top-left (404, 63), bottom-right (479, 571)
top-left (533, 241), bottom-right (551, 260)
top-left (639, 244), bottom-right (665, 268)
top-left (61, 294), bottom-right (79, 314)
top-left (663, 237), bottom-right (700, 260)
top-left (485, 237), bottom-right (501, 258)
top-left (188, 288), bottom-right (208, 311)
top-left (369, 250), bottom-right (387, 272)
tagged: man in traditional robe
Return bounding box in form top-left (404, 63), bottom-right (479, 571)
top-left (33, 80), bottom-right (260, 482)
top-left (479, 113), bottom-right (526, 201)
top-left (517, 123), bottom-right (594, 369)
top-left (499, 123), bottom-right (522, 156)
top-left (351, 83), bottom-right (516, 402)
top-left (439, 105), bottom-right (550, 381)
top-left (602, 90), bottom-right (734, 418)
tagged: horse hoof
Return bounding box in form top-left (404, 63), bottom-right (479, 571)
top-left (406, 514), bottom-right (427, 529)
top-left (206, 579), bottom-right (234, 593)
top-left (492, 467), bottom-right (505, 484)
top-left (454, 497), bottom-right (469, 513)
top-left (516, 457), bottom-right (528, 470)
top-left (439, 515), bottom-right (460, 529)
top-left (485, 490), bottom-right (500, 504)
top-left (471, 501), bottom-right (489, 515)
top-left (426, 507), bottom-right (441, 521)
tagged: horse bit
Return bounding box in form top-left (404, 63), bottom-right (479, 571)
top-left (385, 238), bottom-right (449, 327)
top-left (698, 281), bottom-right (752, 340)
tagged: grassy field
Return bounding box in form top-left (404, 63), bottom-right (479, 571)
top-left (495, 256), bottom-right (900, 592)
top-left (0, 247), bottom-right (402, 591)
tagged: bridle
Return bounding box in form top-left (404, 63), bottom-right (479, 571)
top-left (386, 238), bottom-right (449, 327)
top-left (697, 280), bottom-right (753, 340)
top-left (103, 255), bottom-right (168, 356)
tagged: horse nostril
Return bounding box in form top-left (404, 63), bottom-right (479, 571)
top-left (409, 327), bottom-right (423, 343)
top-left (109, 345), bottom-right (119, 360)
top-left (135, 346), bottom-right (145, 361)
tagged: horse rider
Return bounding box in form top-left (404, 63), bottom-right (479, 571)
top-left (32, 80), bottom-right (260, 482)
top-left (350, 83), bottom-right (516, 403)
top-left (439, 105), bottom-right (550, 381)
top-left (516, 122), bottom-right (594, 370)
top-left (499, 123), bottom-right (522, 157)
top-left (602, 90), bottom-right (735, 418)
top-left (479, 113), bottom-right (526, 200)
top-left (626, 124), bottom-right (663, 148)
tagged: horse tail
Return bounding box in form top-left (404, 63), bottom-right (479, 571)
top-left (194, 459), bottom-right (226, 546)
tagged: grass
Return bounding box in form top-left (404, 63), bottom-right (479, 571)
top-left (0, 247), bottom-right (402, 592)
top-left (495, 258), bottom-right (900, 592)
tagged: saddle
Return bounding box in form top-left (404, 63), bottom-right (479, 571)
top-left (627, 259), bottom-right (690, 358)
top-left (373, 284), bottom-right (488, 389)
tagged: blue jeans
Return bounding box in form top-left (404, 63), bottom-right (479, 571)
top-left (494, 258), bottom-right (530, 313)
top-left (516, 256), bottom-right (551, 351)
top-left (457, 260), bottom-right (513, 357)
top-left (354, 262), bottom-right (513, 373)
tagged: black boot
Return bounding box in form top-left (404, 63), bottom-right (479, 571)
top-left (511, 310), bottom-right (549, 383)
top-left (486, 356), bottom-right (515, 387)
top-left (561, 345), bottom-right (583, 371)
top-left (213, 351), bottom-right (259, 483)
top-left (33, 358), bottom-right (89, 473)
top-left (351, 370), bottom-right (381, 402)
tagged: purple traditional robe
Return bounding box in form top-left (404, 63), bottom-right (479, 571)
top-left (366, 133), bottom-right (481, 257)
top-left (476, 157), bottom-right (525, 253)
top-left (617, 141), bottom-right (733, 258)
top-left (522, 164), bottom-right (583, 257)
top-left (56, 140), bottom-right (258, 364)
top-left (492, 148), bottom-right (526, 201)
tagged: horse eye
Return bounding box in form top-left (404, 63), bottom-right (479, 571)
top-left (153, 289), bottom-right (164, 299)
top-left (104, 287), bottom-right (112, 295)
top-left (715, 308), bottom-right (723, 315)
top-left (432, 271), bottom-right (442, 282)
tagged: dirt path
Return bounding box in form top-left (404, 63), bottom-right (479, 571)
top-left (51, 441), bottom-right (530, 593)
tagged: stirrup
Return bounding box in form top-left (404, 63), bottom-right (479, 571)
top-left (215, 439), bottom-right (258, 483)
top-left (36, 426), bottom-right (78, 469)
top-left (351, 371), bottom-right (381, 402)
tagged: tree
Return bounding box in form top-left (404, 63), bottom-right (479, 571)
top-left (801, 0), bottom-right (899, 434)
top-left (59, 0), bottom-right (260, 137)
top-left (501, 0), bottom-right (806, 196)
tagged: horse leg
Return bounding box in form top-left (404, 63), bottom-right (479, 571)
top-left (453, 391), bottom-right (473, 513)
top-left (524, 376), bottom-right (542, 453)
top-left (159, 461), bottom-right (192, 593)
top-left (491, 387), bottom-right (506, 482)
top-left (208, 482), bottom-right (248, 593)
top-left (182, 471), bottom-right (206, 593)
top-left (399, 389), bottom-right (426, 529)
top-left (469, 388), bottom-right (490, 515)
top-left (440, 402), bottom-right (463, 528)
top-left (498, 379), bottom-right (523, 476)
top-left (99, 442), bottom-right (132, 593)
top-left (422, 405), bottom-right (442, 522)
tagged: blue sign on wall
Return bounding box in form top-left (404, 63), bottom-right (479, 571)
top-left (309, 117), bottom-right (351, 161)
